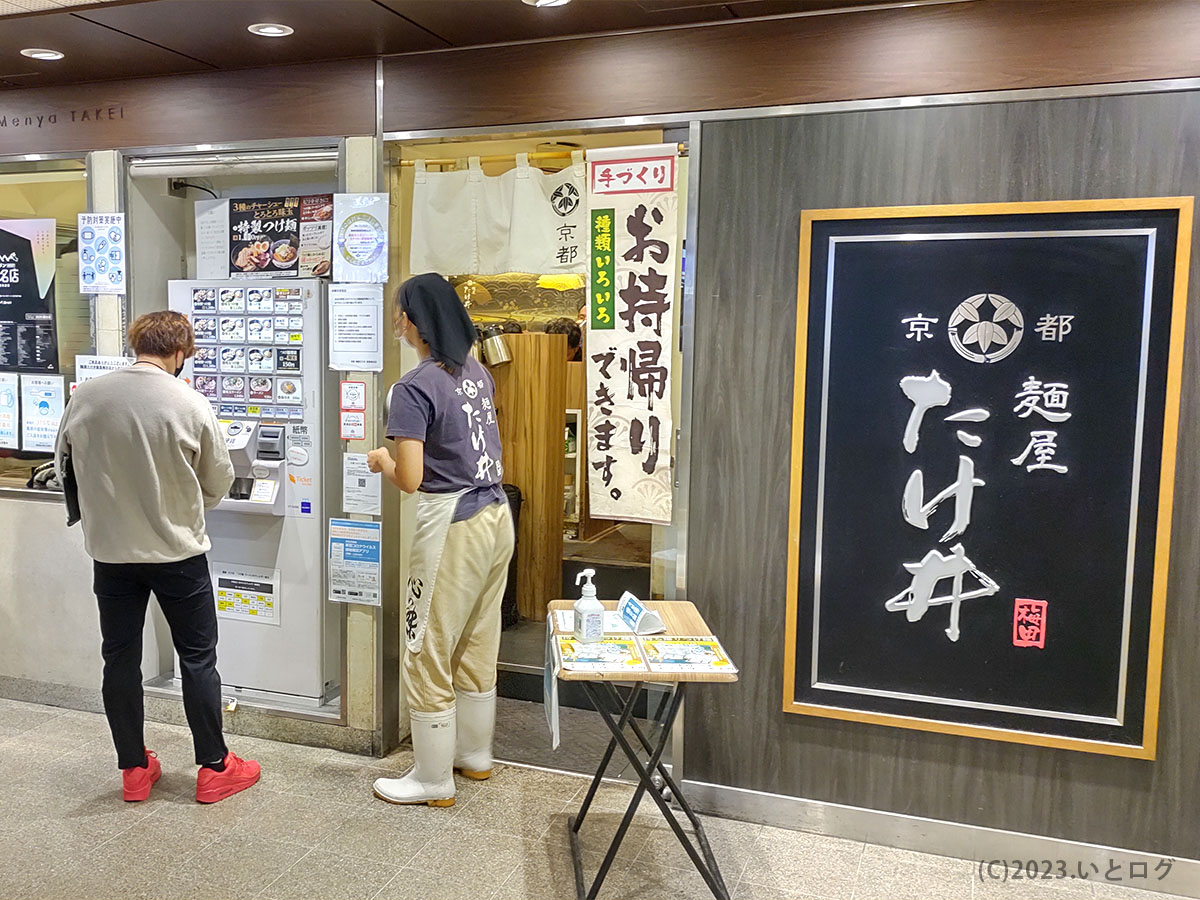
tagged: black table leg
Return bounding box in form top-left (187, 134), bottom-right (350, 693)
top-left (596, 682), bottom-right (731, 899)
top-left (568, 681), bottom-right (730, 900)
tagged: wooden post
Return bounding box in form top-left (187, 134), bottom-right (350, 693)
top-left (492, 333), bottom-right (567, 621)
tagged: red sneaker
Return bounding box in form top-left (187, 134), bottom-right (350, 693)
top-left (122, 750), bottom-right (161, 802)
top-left (195, 752), bottom-right (261, 804)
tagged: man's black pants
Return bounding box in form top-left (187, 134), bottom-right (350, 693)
top-left (93, 554), bottom-right (228, 769)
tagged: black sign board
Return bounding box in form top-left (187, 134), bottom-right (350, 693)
top-left (784, 200), bottom-right (1191, 757)
top-left (0, 220), bottom-right (59, 373)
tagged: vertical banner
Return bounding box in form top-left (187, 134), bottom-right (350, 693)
top-left (585, 146), bottom-right (679, 525)
top-left (0, 219), bottom-right (58, 373)
top-left (77, 213), bottom-right (126, 294)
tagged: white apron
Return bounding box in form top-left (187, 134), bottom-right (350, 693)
top-left (405, 489), bottom-right (468, 654)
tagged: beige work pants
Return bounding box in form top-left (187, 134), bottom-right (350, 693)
top-left (404, 501), bottom-right (515, 713)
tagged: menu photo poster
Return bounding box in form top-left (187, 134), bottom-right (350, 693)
top-left (229, 196), bottom-right (300, 279)
top-left (0, 219), bottom-right (59, 373)
top-left (299, 194), bottom-right (334, 277)
top-left (333, 193), bottom-right (389, 283)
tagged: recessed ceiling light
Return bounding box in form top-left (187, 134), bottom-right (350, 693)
top-left (247, 23), bottom-right (293, 37)
top-left (521, 0), bottom-right (571, 7)
top-left (20, 48), bottom-right (64, 61)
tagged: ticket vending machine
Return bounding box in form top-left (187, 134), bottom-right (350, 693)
top-left (167, 278), bottom-right (339, 708)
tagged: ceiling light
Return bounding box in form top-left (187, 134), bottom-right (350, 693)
top-left (20, 48), bottom-right (64, 61)
top-left (521, 0), bottom-right (572, 7)
top-left (24, 154), bottom-right (43, 161)
top-left (247, 23), bottom-right (293, 37)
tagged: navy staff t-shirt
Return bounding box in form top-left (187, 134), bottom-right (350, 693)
top-left (386, 355), bottom-right (505, 522)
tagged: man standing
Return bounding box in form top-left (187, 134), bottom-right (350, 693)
top-left (55, 311), bottom-right (260, 804)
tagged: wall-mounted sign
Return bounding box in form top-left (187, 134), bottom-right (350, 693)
top-left (784, 198), bottom-right (1192, 758)
top-left (77, 213), bottom-right (126, 294)
top-left (0, 219), bottom-right (58, 373)
top-left (585, 145), bottom-right (679, 526)
top-left (333, 193), bottom-right (388, 283)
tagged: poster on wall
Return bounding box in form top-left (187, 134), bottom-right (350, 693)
top-left (0, 371), bottom-right (17, 449)
top-left (333, 193), bottom-right (388, 283)
top-left (77, 213), bottom-right (126, 294)
top-left (328, 283), bottom-right (383, 372)
top-left (328, 518), bottom-right (381, 606)
top-left (298, 194), bottom-right (334, 277)
top-left (585, 146), bottom-right (679, 525)
top-left (20, 373), bottom-right (64, 451)
top-left (229, 197), bottom-right (300, 279)
top-left (0, 219), bottom-right (58, 373)
top-left (784, 198), bottom-right (1192, 758)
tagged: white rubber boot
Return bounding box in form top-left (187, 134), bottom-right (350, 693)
top-left (373, 707), bottom-right (457, 807)
top-left (453, 687), bottom-right (496, 781)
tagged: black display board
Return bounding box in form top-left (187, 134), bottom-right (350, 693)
top-left (0, 220), bottom-right (58, 373)
top-left (784, 200), bottom-right (1191, 757)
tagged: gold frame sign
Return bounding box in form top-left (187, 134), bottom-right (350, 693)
top-left (783, 198), bottom-right (1192, 758)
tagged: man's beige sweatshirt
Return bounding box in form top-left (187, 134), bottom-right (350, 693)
top-left (55, 365), bottom-right (234, 564)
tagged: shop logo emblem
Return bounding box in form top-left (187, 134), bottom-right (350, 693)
top-left (948, 293), bottom-right (1024, 363)
top-left (550, 183), bottom-right (580, 217)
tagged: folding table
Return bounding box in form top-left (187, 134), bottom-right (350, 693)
top-left (548, 599), bottom-right (738, 900)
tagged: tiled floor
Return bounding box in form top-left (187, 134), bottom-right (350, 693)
top-left (0, 697), bottom-right (1180, 900)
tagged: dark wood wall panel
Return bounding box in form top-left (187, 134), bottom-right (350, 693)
top-left (0, 59), bottom-right (376, 155)
top-left (688, 91), bottom-right (1200, 856)
top-left (382, 0), bottom-right (1200, 132)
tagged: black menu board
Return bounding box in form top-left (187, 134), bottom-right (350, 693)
top-left (784, 199), bottom-right (1191, 758)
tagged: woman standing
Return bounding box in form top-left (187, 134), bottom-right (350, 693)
top-left (367, 273), bottom-right (514, 808)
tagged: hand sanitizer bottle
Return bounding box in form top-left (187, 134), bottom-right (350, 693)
top-left (573, 568), bottom-right (604, 643)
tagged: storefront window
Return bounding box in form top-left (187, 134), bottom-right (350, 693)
top-left (0, 159), bottom-right (88, 486)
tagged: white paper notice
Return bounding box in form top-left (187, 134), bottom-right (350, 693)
top-left (329, 518), bottom-right (382, 605)
top-left (328, 284), bottom-right (384, 371)
top-left (213, 564), bottom-right (281, 625)
top-left (195, 199), bottom-right (230, 280)
top-left (77, 213), bottom-right (127, 294)
top-left (20, 374), bottom-right (64, 451)
top-left (0, 372), bottom-right (17, 449)
top-left (333, 193), bottom-right (389, 283)
top-left (75, 354), bottom-right (132, 383)
top-left (342, 452), bottom-right (382, 515)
